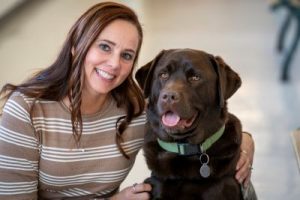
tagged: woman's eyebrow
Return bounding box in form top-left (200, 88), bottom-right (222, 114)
top-left (99, 39), bottom-right (116, 46)
top-left (99, 39), bottom-right (136, 54)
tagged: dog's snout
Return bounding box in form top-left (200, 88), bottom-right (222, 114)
top-left (161, 91), bottom-right (180, 103)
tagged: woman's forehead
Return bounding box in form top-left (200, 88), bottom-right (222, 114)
top-left (96, 19), bottom-right (139, 52)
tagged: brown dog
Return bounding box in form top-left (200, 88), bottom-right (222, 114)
top-left (136, 49), bottom-right (244, 200)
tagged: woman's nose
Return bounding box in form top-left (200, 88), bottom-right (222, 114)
top-left (107, 53), bottom-right (121, 70)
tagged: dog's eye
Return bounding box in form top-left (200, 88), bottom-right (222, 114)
top-left (189, 75), bottom-right (201, 81)
top-left (159, 72), bottom-right (169, 80)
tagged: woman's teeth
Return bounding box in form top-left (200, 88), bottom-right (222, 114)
top-left (95, 68), bottom-right (115, 80)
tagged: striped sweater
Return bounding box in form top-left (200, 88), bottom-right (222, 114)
top-left (0, 92), bottom-right (146, 200)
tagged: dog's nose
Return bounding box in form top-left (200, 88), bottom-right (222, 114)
top-left (161, 91), bottom-right (180, 103)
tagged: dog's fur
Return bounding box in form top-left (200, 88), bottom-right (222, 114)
top-left (136, 49), bottom-right (244, 200)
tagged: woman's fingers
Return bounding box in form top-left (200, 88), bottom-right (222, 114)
top-left (240, 132), bottom-right (255, 164)
top-left (235, 132), bottom-right (255, 186)
top-left (111, 183), bottom-right (151, 200)
top-left (130, 183), bottom-right (151, 200)
top-left (235, 149), bottom-right (253, 186)
top-left (128, 183), bottom-right (152, 200)
top-left (131, 182), bottom-right (152, 194)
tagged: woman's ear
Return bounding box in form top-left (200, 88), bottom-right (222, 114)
top-left (71, 47), bottom-right (75, 56)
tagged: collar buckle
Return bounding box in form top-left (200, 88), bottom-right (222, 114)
top-left (178, 143), bottom-right (201, 155)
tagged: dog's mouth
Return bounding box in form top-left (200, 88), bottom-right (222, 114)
top-left (161, 111), bottom-right (198, 129)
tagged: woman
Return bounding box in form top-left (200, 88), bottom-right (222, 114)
top-left (0, 2), bottom-right (254, 200)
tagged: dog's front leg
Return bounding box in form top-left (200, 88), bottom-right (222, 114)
top-left (144, 175), bottom-right (163, 200)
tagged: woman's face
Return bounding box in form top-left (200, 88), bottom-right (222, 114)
top-left (83, 19), bottom-right (139, 97)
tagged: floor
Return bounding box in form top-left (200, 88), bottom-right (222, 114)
top-left (0, 0), bottom-right (299, 199)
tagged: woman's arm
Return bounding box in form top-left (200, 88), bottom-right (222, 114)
top-left (0, 93), bottom-right (39, 199)
top-left (235, 131), bottom-right (255, 187)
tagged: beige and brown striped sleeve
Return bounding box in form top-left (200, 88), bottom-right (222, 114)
top-left (0, 93), bottom-right (39, 200)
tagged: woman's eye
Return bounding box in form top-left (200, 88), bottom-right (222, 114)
top-left (121, 52), bottom-right (134, 61)
top-left (99, 43), bottom-right (111, 52)
top-left (159, 72), bottom-right (169, 80)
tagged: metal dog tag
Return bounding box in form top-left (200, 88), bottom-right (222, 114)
top-left (199, 153), bottom-right (210, 178)
top-left (200, 163), bottom-right (210, 178)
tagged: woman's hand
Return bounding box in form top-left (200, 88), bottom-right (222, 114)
top-left (235, 132), bottom-right (255, 187)
top-left (110, 183), bottom-right (152, 200)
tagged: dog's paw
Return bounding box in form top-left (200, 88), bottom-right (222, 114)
top-left (144, 177), bottom-right (163, 200)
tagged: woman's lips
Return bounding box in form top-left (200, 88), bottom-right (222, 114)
top-left (95, 68), bottom-right (115, 80)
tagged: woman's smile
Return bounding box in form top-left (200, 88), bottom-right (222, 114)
top-left (95, 68), bottom-right (115, 81)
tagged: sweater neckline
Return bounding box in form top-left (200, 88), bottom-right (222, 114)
top-left (59, 95), bottom-right (115, 121)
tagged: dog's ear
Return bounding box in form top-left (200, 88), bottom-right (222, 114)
top-left (210, 56), bottom-right (241, 106)
top-left (135, 50), bottom-right (165, 98)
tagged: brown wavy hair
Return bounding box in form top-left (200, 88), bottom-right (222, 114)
top-left (0, 2), bottom-right (145, 159)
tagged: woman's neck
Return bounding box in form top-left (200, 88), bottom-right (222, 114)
top-left (82, 94), bottom-right (109, 115)
top-left (63, 93), bottom-right (109, 115)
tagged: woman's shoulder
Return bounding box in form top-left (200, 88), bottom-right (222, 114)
top-left (6, 92), bottom-right (63, 113)
top-left (5, 92), bottom-right (32, 111)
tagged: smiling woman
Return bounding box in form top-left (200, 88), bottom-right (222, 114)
top-left (0, 2), bottom-right (152, 200)
top-left (81, 19), bottom-right (139, 101)
top-left (0, 1), bottom-right (256, 200)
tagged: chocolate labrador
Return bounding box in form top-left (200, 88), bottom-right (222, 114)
top-left (136, 49), bottom-right (248, 200)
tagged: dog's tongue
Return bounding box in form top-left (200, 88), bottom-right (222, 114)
top-left (162, 112), bottom-right (180, 127)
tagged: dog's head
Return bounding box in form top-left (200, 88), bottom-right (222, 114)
top-left (136, 49), bottom-right (241, 143)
